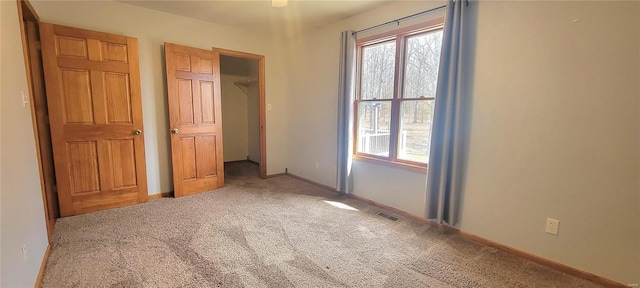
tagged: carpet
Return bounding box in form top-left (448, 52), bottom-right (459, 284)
top-left (41, 161), bottom-right (601, 287)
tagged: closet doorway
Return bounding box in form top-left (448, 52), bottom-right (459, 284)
top-left (215, 48), bottom-right (266, 178)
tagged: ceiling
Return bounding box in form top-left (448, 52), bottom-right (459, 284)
top-left (120, 0), bottom-right (394, 37)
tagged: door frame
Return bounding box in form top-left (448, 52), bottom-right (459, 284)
top-left (17, 0), bottom-right (58, 240)
top-left (213, 47), bottom-right (267, 179)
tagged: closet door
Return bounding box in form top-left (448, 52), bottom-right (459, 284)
top-left (40, 23), bottom-right (148, 216)
top-left (164, 43), bottom-right (225, 197)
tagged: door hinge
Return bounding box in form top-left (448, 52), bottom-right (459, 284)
top-left (35, 41), bottom-right (41, 50)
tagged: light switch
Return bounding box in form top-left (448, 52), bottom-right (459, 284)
top-left (268, 104), bottom-right (272, 111)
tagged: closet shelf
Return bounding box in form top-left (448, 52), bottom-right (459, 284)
top-left (234, 78), bottom-right (258, 87)
top-left (233, 78), bottom-right (258, 95)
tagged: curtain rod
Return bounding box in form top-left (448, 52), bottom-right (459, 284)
top-left (352, 4), bottom-right (447, 36)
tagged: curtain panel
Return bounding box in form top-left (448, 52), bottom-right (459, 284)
top-left (336, 31), bottom-right (356, 193)
top-left (425, 0), bottom-right (471, 226)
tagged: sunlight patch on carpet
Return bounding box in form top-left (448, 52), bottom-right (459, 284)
top-left (323, 200), bottom-right (359, 211)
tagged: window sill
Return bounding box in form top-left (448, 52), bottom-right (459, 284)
top-left (353, 154), bottom-right (427, 174)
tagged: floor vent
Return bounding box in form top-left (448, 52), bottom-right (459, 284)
top-left (376, 212), bottom-right (398, 221)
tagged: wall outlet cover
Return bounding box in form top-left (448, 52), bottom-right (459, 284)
top-left (545, 218), bottom-right (559, 235)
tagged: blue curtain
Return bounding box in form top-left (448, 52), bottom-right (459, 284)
top-left (336, 31), bottom-right (356, 193)
top-left (425, 0), bottom-right (471, 226)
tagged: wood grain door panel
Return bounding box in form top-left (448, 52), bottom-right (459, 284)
top-left (165, 43), bottom-right (224, 197)
top-left (67, 141), bottom-right (101, 195)
top-left (59, 69), bottom-right (93, 123)
top-left (109, 139), bottom-right (138, 189)
top-left (104, 72), bottom-right (133, 124)
top-left (40, 23), bottom-right (147, 216)
top-left (180, 136), bottom-right (198, 180)
top-left (177, 79), bottom-right (195, 125)
top-left (199, 135), bottom-right (218, 177)
top-left (200, 81), bottom-right (216, 124)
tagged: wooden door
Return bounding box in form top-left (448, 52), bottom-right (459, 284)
top-left (40, 23), bottom-right (148, 216)
top-left (164, 43), bottom-right (224, 197)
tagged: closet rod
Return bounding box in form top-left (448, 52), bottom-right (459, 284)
top-left (353, 4), bottom-right (446, 36)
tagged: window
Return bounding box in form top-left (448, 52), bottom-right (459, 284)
top-left (355, 22), bottom-right (444, 170)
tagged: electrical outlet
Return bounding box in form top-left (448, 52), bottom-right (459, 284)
top-left (545, 218), bottom-right (559, 235)
top-left (21, 91), bottom-right (29, 108)
top-left (315, 161), bottom-right (320, 170)
top-left (21, 244), bottom-right (28, 266)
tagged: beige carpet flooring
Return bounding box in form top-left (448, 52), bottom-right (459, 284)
top-left (41, 161), bottom-right (601, 287)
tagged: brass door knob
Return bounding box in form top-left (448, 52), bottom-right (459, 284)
top-left (172, 128), bottom-right (180, 134)
top-left (134, 129), bottom-right (142, 135)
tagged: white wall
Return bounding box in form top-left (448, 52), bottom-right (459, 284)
top-left (31, 0), bottom-right (290, 195)
top-left (459, 1), bottom-right (639, 284)
top-left (286, 1), bottom-right (443, 188)
top-left (352, 161), bottom-right (427, 216)
top-left (1, 1), bottom-right (49, 286)
top-left (221, 75), bottom-right (249, 162)
top-left (285, 0), bottom-right (639, 284)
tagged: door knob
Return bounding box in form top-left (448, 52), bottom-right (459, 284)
top-left (134, 129), bottom-right (142, 135)
top-left (172, 128), bottom-right (180, 134)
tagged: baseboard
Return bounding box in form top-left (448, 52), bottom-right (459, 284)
top-left (285, 172), bottom-right (338, 192)
top-left (454, 230), bottom-right (627, 288)
top-left (347, 193), bottom-right (627, 288)
top-left (266, 173), bottom-right (286, 178)
top-left (148, 191), bottom-right (173, 200)
top-left (34, 244), bottom-right (51, 288)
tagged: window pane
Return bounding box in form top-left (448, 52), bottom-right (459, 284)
top-left (360, 41), bottom-right (396, 100)
top-left (403, 31), bottom-right (443, 99)
top-left (357, 101), bottom-right (391, 157)
top-left (398, 100), bottom-right (434, 163)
